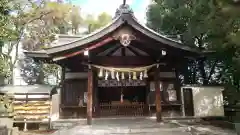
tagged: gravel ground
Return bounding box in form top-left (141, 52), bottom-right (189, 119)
top-left (21, 118), bottom-right (238, 135)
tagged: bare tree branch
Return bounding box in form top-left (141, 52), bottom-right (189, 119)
top-left (207, 60), bottom-right (218, 82)
top-left (25, 11), bottom-right (52, 25)
top-left (12, 11), bottom-right (53, 68)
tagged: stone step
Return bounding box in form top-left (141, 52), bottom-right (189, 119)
top-left (51, 120), bottom-right (181, 130)
top-left (51, 121), bottom-right (86, 130)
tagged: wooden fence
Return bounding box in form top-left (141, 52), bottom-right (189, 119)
top-left (99, 102), bottom-right (145, 117)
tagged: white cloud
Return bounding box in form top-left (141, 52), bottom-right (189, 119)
top-left (79, 0), bottom-right (150, 23)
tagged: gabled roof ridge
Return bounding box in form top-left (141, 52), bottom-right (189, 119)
top-left (24, 11), bottom-right (200, 58)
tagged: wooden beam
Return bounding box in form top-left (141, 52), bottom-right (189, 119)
top-left (92, 41), bottom-right (117, 56)
top-left (87, 66), bottom-right (93, 125)
top-left (155, 66), bottom-right (162, 122)
top-left (106, 45), bottom-right (121, 56)
top-left (92, 56), bottom-right (155, 66)
top-left (121, 47), bottom-right (126, 56)
top-left (131, 43), bottom-right (158, 60)
top-left (127, 46), bottom-right (141, 56)
top-left (53, 37), bottom-right (113, 61)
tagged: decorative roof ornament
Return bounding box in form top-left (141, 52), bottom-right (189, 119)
top-left (114, 4), bottom-right (133, 19)
top-left (113, 27), bottom-right (136, 47)
top-left (119, 34), bottom-right (132, 46)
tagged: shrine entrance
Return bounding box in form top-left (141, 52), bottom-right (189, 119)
top-left (25, 3), bottom-right (201, 125)
top-left (97, 79), bottom-right (148, 117)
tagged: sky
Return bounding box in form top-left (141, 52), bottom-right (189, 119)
top-left (66, 0), bottom-right (151, 23)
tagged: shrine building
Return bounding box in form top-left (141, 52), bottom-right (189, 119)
top-left (25, 4), bottom-right (202, 125)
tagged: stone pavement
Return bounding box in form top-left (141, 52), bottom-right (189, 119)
top-left (49, 118), bottom-right (237, 135)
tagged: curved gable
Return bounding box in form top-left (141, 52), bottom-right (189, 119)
top-left (24, 4), bottom-right (200, 60)
top-left (45, 16), bottom-right (124, 54)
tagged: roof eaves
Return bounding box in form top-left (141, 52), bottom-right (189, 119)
top-left (24, 50), bottom-right (50, 58)
top-left (57, 34), bottom-right (83, 38)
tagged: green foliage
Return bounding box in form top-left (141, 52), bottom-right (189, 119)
top-left (0, 0), bottom-right (10, 77)
top-left (71, 5), bottom-right (83, 34)
top-left (21, 1), bottom-right (83, 50)
top-left (84, 12), bottom-right (112, 34)
top-left (0, 0), bottom-right (14, 41)
top-left (43, 64), bottom-right (61, 85)
top-left (147, 0), bottom-right (240, 104)
top-left (0, 55), bottom-right (10, 77)
top-left (0, 0), bottom-right (111, 84)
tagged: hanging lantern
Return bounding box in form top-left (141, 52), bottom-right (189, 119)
top-left (105, 71), bottom-right (109, 80)
top-left (111, 70), bottom-right (115, 79)
top-left (140, 72), bottom-right (143, 80)
top-left (133, 72), bottom-right (137, 80)
top-left (116, 72), bottom-right (119, 81)
top-left (129, 72), bottom-right (131, 80)
top-left (143, 69), bottom-right (148, 78)
top-left (121, 72), bottom-right (125, 80)
top-left (98, 68), bottom-right (103, 78)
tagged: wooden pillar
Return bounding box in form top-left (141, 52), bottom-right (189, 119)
top-left (87, 66), bottom-right (93, 125)
top-left (60, 66), bottom-right (65, 118)
top-left (155, 66), bottom-right (162, 122)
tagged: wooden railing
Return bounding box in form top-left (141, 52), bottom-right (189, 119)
top-left (99, 102), bottom-right (145, 117)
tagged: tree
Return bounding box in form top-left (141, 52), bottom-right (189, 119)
top-left (22, 1), bottom-right (82, 51)
top-left (1, 0), bottom-right (55, 84)
top-left (84, 12), bottom-right (112, 34)
top-left (70, 5), bottom-right (82, 34)
top-left (0, 0), bottom-right (11, 77)
top-left (1, 0), bottom-right (108, 84)
top-left (0, 0), bottom-right (13, 41)
top-left (18, 1), bottom-right (81, 84)
top-left (19, 1), bottom-right (83, 85)
top-left (147, 0), bottom-right (237, 83)
top-left (0, 0), bottom-right (73, 84)
top-left (147, 0), bottom-right (240, 104)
